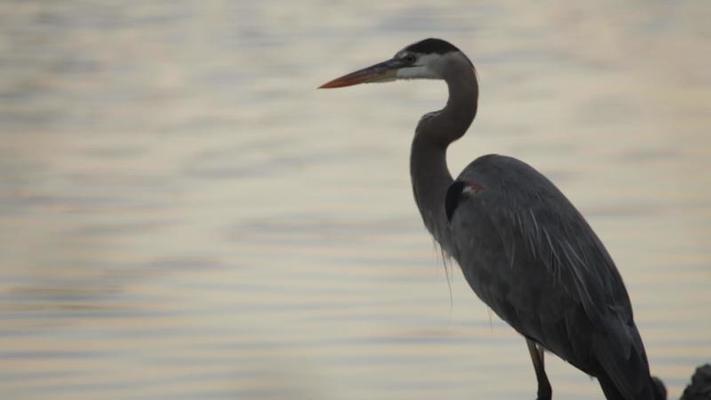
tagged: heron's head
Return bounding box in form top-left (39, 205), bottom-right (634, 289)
top-left (319, 38), bottom-right (472, 88)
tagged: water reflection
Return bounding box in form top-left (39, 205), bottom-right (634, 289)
top-left (1, 1), bottom-right (710, 399)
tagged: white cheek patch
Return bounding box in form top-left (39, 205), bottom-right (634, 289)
top-left (416, 53), bottom-right (440, 64)
top-left (395, 53), bottom-right (443, 80)
top-left (396, 65), bottom-right (437, 79)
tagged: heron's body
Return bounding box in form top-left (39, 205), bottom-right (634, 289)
top-left (446, 155), bottom-right (651, 398)
top-left (321, 38), bottom-right (664, 400)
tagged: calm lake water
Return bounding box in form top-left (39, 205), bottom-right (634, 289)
top-left (1, 1), bottom-right (709, 399)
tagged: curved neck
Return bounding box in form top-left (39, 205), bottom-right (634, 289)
top-left (410, 63), bottom-right (478, 243)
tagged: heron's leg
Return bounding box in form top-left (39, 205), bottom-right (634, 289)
top-left (526, 338), bottom-right (552, 400)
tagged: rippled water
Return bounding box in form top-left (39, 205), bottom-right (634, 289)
top-left (1, 1), bottom-right (710, 399)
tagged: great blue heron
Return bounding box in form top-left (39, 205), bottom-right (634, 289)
top-left (320, 38), bottom-right (666, 400)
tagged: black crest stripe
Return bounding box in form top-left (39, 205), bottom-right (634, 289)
top-left (404, 38), bottom-right (460, 55)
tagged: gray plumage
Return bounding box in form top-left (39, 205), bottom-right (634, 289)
top-left (321, 38), bottom-right (665, 400)
top-left (447, 155), bottom-right (652, 400)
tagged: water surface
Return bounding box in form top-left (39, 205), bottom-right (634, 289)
top-left (1, 1), bottom-right (710, 399)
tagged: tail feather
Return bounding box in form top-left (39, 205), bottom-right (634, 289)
top-left (599, 373), bottom-right (666, 400)
top-left (592, 316), bottom-right (664, 400)
top-left (651, 376), bottom-right (667, 400)
top-left (593, 328), bottom-right (647, 399)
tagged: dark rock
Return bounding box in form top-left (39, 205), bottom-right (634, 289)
top-left (681, 364), bottom-right (711, 400)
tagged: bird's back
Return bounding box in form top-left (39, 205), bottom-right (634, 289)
top-left (445, 154), bottom-right (655, 399)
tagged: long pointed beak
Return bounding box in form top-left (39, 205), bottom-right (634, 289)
top-left (319, 58), bottom-right (405, 89)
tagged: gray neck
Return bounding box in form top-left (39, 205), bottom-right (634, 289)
top-left (410, 59), bottom-right (478, 244)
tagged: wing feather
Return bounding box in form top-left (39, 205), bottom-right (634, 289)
top-left (447, 155), bottom-right (651, 397)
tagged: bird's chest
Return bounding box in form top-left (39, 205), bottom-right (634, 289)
top-left (448, 208), bottom-right (518, 315)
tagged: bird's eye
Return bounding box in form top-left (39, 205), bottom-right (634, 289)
top-left (403, 54), bottom-right (417, 63)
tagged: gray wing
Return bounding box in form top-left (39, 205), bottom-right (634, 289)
top-left (447, 154), bottom-right (651, 399)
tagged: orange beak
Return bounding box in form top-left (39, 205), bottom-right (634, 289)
top-left (319, 58), bottom-right (405, 89)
